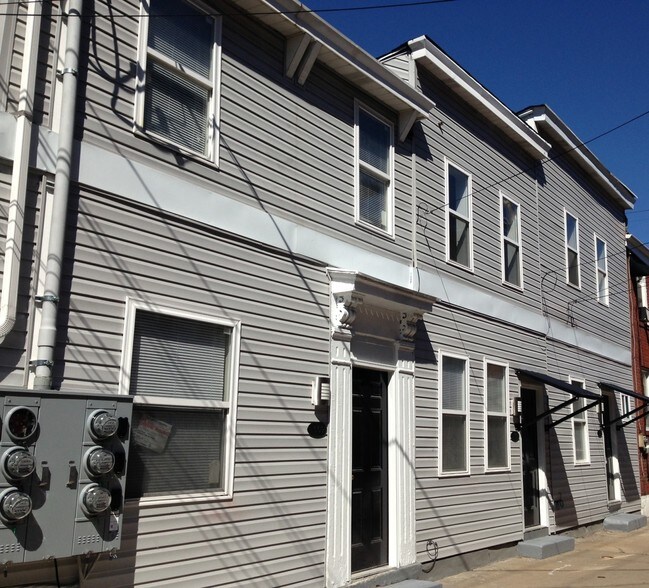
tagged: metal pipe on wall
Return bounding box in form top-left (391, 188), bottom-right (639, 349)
top-left (33, 0), bottom-right (84, 389)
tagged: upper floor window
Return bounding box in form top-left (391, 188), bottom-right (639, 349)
top-left (594, 236), bottom-right (608, 305)
top-left (135, 0), bottom-right (222, 162)
top-left (501, 194), bottom-right (522, 287)
top-left (446, 161), bottom-right (473, 269)
top-left (355, 104), bottom-right (394, 233)
top-left (121, 300), bottom-right (240, 499)
top-left (485, 361), bottom-right (509, 470)
top-left (439, 352), bottom-right (469, 475)
top-left (565, 211), bottom-right (581, 288)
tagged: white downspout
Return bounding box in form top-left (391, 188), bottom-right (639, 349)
top-left (0, 1), bottom-right (43, 343)
top-left (33, 0), bottom-right (83, 389)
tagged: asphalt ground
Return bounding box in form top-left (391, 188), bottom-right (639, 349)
top-left (441, 525), bottom-right (649, 587)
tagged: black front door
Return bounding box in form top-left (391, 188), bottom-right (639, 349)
top-left (351, 368), bottom-right (388, 572)
top-left (521, 388), bottom-right (541, 527)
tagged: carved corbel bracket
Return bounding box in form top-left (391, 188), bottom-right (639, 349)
top-left (400, 311), bottom-right (422, 343)
top-left (332, 292), bottom-right (363, 339)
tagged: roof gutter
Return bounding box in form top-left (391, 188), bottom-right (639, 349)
top-left (33, 0), bottom-right (83, 389)
top-left (0, 1), bottom-right (42, 343)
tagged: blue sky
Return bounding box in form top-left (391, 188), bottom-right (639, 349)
top-left (305, 0), bottom-right (649, 245)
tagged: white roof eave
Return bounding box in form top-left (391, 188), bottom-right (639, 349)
top-left (235, 0), bottom-right (435, 126)
top-left (407, 36), bottom-right (550, 160)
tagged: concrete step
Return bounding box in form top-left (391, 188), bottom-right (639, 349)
top-left (517, 535), bottom-right (575, 559)
top-left (387, 581), bottom-right (441, 588)
top-left (603, 513), bottom-right (647, 532)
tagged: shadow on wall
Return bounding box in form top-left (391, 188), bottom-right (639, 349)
top-left (616, 416), bottom-right (641, 505)
top-left (546, 424), bottom-right (577, 529)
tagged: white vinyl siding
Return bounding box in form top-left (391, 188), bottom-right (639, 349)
top-left (570, 379), bottom-right (590, 464)
top-left (355, 103), bottom-right (394, 233)
top-left (595, 235), bottom-right (609, 305)
top-left (135, 0), bottom-right (222, 161)
top-left (484, 361), bottom-right (509, 471)
top-left (446, 161), bottom-right (473, 269)
top-left (439, 352), bottom-right (469, 475)
top-left (501, 194), bottom-right (522, 288)
top-left (565, 210), bottom-right (581, 288)
top-left (120, 299), bottom-right (240, 500)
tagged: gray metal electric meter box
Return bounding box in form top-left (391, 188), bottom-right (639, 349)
top-left (0, 389), bottom-right (132, 564)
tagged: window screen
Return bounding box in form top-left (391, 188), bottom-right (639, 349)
top-left (447, 164), bottom-right (472, 267)
top-left (441, 355), bottom-right (468, 473)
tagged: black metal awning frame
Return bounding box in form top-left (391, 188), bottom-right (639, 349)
top-left (599, 382), bottom-right (649, 431)
top-left (515, 369), bottom-right (602, 431)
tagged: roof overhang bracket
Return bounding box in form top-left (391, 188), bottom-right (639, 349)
top-left (518, 397), bottom-right (575, 430)
top-left (285, 33), bottom-right (321, 85)
top-left (398, 109), bottom-right (418, 143)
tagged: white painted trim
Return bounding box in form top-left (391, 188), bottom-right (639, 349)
top-left (483, 358), bottom-right (511, 472)
top-left (354, 100), bottom-right (395, 237)
top-left (438, 350), bottom-right (470, 477)
top-left (568, 377), bottom-right (591, 465)
top-left (564, 208), bottom-right (581, 289)
top-left (119, 296), bottom-right (241, 501)
top-left (133, 0), bottom-right (222, 165)
top-left (500, 191), bottom-right (524, 290)
top-left (444, 158), bottom-right (474, 272)
top-left (594, 234), bottom-right (609, 306)
top-left (13, 120), bottom-right (633, 365)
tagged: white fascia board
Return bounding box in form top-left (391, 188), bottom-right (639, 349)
top-left (520, 106), bottom-right (637, 210)
top-left (30, 124), bottom-right (631, 367)
top-left (246, 0), bottom-right (434, 121)
top-left (408, 36), bottom-right (550, 160)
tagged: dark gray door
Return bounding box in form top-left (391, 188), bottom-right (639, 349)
top-left (351, 368), bottom-right (388, 572)
top-left (602, 395), bottom-right (617, 501)
top-left (521, 388), bottom-right (540, 527)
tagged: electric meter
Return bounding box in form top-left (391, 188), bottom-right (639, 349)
top-left (0, 489), bottom-right (32, 522)
top-left (79, 484), bottom-right (112, 516)
top-left (5, 406), bottom-right (38, 441)
top-left (88, 410), bottom-right (119, 440)
top-left (85, 447), bottom-right (115, 477)
top-left (2, 447), bottom-right (35, 480)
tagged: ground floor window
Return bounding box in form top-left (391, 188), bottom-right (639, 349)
top-left (439, 352), bottom-right (469, 475)
top-left (121, 300), bottom-right (240, 498)
top-left (485, 361), bottom-right (509, 470)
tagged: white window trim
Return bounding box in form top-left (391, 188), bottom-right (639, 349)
top-left (499, 192), bottom-right (524, 290)
top-left (564, 209), bottom-right (581, 289)
top-left (483, 359), bottom-right (511, 472)
top-left (119, 297), bottom-right (241, 503)
top-left (133, 0), bottom-right (223, 164)
top-left (353, 100), bottom-right (395, 237)
top-left (438, 350), bottom-right (470, 477)
top-left (569, 377), bottom-right (590, 465)
top-left (444, 158), bottom-right (474, 271)
top-left (594, 234), bottom-right (609, 306)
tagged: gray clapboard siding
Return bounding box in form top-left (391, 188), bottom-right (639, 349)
top-left (381, 51), bottom-right (412, 85)
top-left (53, 186), bottom-right (329, 586)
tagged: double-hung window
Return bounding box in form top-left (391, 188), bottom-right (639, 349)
top-left (565, 211), bottom-right (581, 287)
top-left (501, 194), bottom-right (522, 287)
top-left (485, 361), bottom-right (509, 470)
top-left (446, 161), bottom-right (472, 269)
top-left (355, 103), bottom-right (394, 233)
top-left (439, 353), bottom-right (469, 475)
top-left (121, 300), bottom-right (240, 499)
top-left (135, 0), bottom-right (222, 161)
top-left (594, 236), bottom-right (608, 305)
top-left (570, 379), bottom-right (589, 464)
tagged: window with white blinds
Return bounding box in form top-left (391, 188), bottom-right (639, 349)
top-left (570, 379), bottom-right (590, 464)
top-left (135, 0), bottom-right (221, 161)
top-left (485, 362), bottom-right (509, 470)
top-left (123, 303), bottom-right (239, 499)
top-left (439, 353), bottom-right (469, 475)
top-left (356, 104), bottom-right (393, 233)
top-left (446, 162), bottom-right (473, 269)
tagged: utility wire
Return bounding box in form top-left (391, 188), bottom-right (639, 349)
top-left (1, 0), bottom-right (461, 18)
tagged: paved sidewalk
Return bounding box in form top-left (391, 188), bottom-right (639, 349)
top-left (441, 525), bottom-right (649, 587)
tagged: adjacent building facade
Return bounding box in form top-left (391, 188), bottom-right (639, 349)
top-left (0, 1), bottom-right (642, 587)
